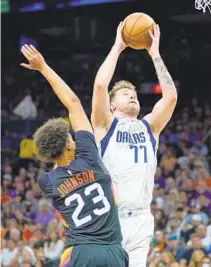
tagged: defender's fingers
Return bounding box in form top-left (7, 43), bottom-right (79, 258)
top-left (21, 47), bottom-right (33, 61)
top-left (20, 63), bottom-right (31, 69)
top-left (24, 44), bottom-right (36, 56)
top-left (30, 45), bottom-right (39, 54)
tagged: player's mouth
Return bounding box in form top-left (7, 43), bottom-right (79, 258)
top-left (129, 101), bottom-right (136, 104)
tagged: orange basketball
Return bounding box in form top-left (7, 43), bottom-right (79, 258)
top-left (122, 13), bottom-right (155, 50)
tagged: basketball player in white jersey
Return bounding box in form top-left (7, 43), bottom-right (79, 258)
top-left (91, 22), bottom-right (178, 267)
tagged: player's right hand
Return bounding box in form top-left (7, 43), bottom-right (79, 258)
top-left (114, 21), bottom-right (127, 52)
top-left (21, 45), bottom-right (46, 71)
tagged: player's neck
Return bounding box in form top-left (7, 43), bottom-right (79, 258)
top-left (113, 110), bottom-right (137, 119)
top-left (55, 152), bottom-right (75, 167)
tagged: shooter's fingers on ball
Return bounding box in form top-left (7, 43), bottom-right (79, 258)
top-left (148, 30), bottom-right (154, 40)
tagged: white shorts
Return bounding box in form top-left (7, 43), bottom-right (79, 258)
top-left (119, 208), bottom-right (154, 267)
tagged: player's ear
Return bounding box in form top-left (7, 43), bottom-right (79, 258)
top-left (66, 142), bottom-right (71, 151)
top-left (110, 103), bottom-right (116, 113)
top-left (66, 135), bottom-right (73, 151)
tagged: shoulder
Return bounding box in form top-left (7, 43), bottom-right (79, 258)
top-left (37, 172), bottom-right (53, 198)
top-left (75, 130), bottom-right (101, 163)
top-left (142, 114), bottom-right (159, 140)
top-left (75, 130), bottom-right (97, 148)
top-left (75, 130), bottom-right (95, 138)
top-left (75, 130), bottom-right (95, 142)
top-left (37, 173), bottom-right (48, 186)
top-left (94, 117), bottom-right (119, 144)
top-left (98, 118), bottom-right (119, 155)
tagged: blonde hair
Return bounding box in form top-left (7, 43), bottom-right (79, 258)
top-left (109, 80), bottom-right (136, 102)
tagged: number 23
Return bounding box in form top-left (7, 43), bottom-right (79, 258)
top-left (65, 183), bottom-right (110, 227)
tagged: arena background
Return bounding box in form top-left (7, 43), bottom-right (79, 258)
top-left (1, 0), bottom-right (211, 266)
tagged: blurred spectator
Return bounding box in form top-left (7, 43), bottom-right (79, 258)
top-left (182, 233), bottom-right (207, 265)
top-left (35, 199), bottom-right (53, 228)
top-left (1, 38), bottom-right (211, 266)
top-left (182, 203), bottom-right (209, 226)
top-left (1, 239), bottom-right (18, 266)
top-left (44, 231), bottom-right (64, 263)
top-left (161, 251), bottom-right (175, 265)
top-left (19, 136), bottom-right (35, 169)
top-left (188, 249), bottom-right (206, 267)
top-left (166, 234), bottom-right (186, 262)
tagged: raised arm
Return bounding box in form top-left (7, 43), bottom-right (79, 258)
top-left (144, 25), bottom-right (178, 134)
top-left (21, 45), bottom-right (92, 133)
top-left (91, 22), bottom-right (126, 130)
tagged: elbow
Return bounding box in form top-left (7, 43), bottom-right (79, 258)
top-left (169, 89), bottom-right (178, 103)
top-left (70, 95), bottom-right (81, 106)
top-left (67, 96), bottom-right (81, 111)
top-left (94, 83), bottom-right (106, 92)
top-left (72, 96), bottom-right (80, 103)
top-left (171, 93), bottom-right (178, 103)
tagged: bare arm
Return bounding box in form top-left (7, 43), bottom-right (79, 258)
top-left (144, 25), bottom-right (177, 134)
top-left (91, 22), bottom-right (126, 130)
top-left (21, 45), bottom-right (92, 133)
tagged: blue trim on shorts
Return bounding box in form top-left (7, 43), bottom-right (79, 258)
top-left (141, 119), bottom-right (156, 154)
top-left (100, 118), bottom-right (118, 158)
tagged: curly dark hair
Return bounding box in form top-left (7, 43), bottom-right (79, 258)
top-left (34, 118), bottom-right (70, 162)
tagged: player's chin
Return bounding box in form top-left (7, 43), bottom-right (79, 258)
top-left (127, 106), bottom-right (139, 116)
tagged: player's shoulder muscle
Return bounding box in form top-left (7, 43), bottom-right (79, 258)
top-left (142, 114), bottom-right (159, 141)
top-left (93, 115), bottom-right (115, 143)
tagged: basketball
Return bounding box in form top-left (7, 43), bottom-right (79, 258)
top-left (122, 13), bottom-right (155, 50)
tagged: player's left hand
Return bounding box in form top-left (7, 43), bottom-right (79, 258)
top-left (21, 45), bottom-right (46, 71)
top-left (147, 24), bottom-right (160, 57)
top-left (114, 21), bottom-right (127, 52)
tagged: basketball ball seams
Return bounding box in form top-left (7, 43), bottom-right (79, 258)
top-left (123, 19), bottom-right (131, 36)
top-left (130, 23), bottom-right (154, 38)
top-left (128, 14), bottom-right (144, 45)
top-left (123, 38), bottom-right (150, 50)
top-left (125, 38), bottom-right (151, 44)
top-left (123, 19), bottom-right (130, 45)
top-left (124, 13), bottom-right (143, 36)
top-left (122, 12), bottom-right (155, 49)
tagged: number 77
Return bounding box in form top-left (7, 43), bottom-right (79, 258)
top-left (130, 145), bottom-right (147, 163)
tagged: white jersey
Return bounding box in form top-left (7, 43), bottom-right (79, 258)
top-left (98, 117), bottom-right (158, 210)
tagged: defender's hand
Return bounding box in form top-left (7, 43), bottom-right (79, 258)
top-left (147, 24), bottom-right (160, 57)
top-left (114, 21), bottom-right (127, 52)
top-left (21, 45), bottom-right (46, 71)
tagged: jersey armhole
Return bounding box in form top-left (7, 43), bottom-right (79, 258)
top-left (100, 117), bottom-right (118, 158)
top-left (46, 171), bottom-right (54, 199)
top-left (141, 119), bottom-right (157, 154)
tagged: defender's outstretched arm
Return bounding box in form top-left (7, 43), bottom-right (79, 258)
top-left (145, 25), bottom-right (177, 134)
top-left (91, 22), bottom-right (126, 130)
top-left (21, 45), bottom-right (92, 133)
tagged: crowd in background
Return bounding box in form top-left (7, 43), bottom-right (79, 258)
top-left (2, 37), bottom-right (200, 120)
top-left (2, 52), bottom-right (163, 119)
top-left (1, 15), bottom-right (211, 267)
top-left (2, 0), bottom-right (211, 266)
top-left (1, 89), bottom-right (211, 266)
